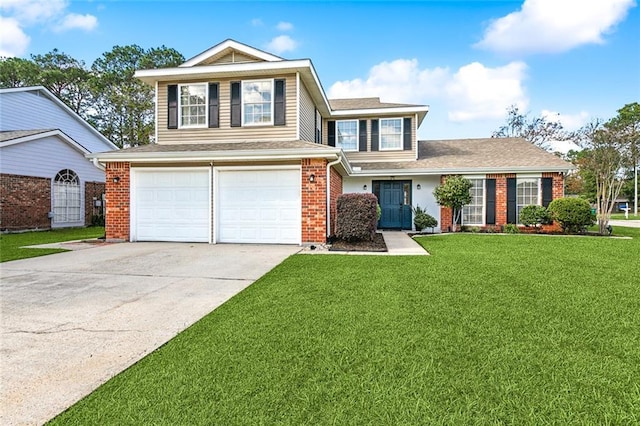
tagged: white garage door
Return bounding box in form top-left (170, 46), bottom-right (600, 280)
top-left (133, 169), bottom-right (210, 242)
top-left (217, 169), bottom-right (301, 244)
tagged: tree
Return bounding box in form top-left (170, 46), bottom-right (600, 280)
top-left (0, 57), bottom-right (40, 88)
top-left (575, 118), bottom-right (634, 234)
top-left (493, 105), bottom-right (572, 151)
top-left (89, 45), bottom-right (184, 147)
top-left (433, 176), bottom-right (472, 232)
top-left (606, 102), bottom-right (639, 216)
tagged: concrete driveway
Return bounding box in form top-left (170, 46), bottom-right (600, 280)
top-left (1, 242), bottom-right (300, 426)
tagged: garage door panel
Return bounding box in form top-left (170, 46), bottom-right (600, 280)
top-left (218, 169), bottom-right (301, 244)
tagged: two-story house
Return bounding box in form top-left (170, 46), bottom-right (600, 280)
top-left (91, 39), bottom-right (572, 244)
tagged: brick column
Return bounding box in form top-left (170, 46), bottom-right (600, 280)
top-left (329, 167), bottom-right (343, 237)
top-left (105, 162), bottom-right (130, 241)
top-left (301, 159), bottom-right (327, 244)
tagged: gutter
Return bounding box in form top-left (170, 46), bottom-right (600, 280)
top-left (326, 154), bottom-right (342, 238)
top-left (92, 157), bottom-right (105, 171)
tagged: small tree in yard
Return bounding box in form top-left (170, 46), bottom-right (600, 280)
top-left (547, 198), bottom-right (595, 234)
top-left (433, 176), bottom-right (472, 232)
top-left (519, 205), bottom-right (551, 230)
top-left (335, 193), bottom-right (379, 241)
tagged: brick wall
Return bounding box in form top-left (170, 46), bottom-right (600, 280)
top-left (329, 166), bottom-right (343, 237)
top-left (486, 173), bottom-right (516, 226)
top-left (301, 158), bottom-right (328, 244)
top-left (84, 181), bottom-right (105, 226)
top-left (0, 173), bottom-right (52, 231)
top-left (105, 162), bottom-right (130, 241)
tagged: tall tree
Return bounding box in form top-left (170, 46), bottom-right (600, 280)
top-left (0, 57), bottom-right (40, 88)
top-left (31, 49), bottom-right (92, 115)
top-left (90, 45), bottom-right (183, 147)
top-left (606, 102), bottom-right (639, 216)
top-left (493, 105), bottom-right (572, 151)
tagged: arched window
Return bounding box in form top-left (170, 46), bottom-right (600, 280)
top-left (53, 169), bottom-right (81, 223)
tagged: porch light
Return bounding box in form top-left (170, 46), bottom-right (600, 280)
top-left (363, 184), bottom-right (367, 191)
top-left (112, 176), bottom-right (120, 183)
top-left (309, 174), bottom-right (315, 183)
top-left (417, 184), bottom-right (421, 190)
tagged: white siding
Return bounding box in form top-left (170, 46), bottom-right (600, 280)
top-left (0, 90), bottom-right (114, 153)
top-left (298, 80), bottom-right (316, 142)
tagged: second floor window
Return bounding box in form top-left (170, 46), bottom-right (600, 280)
top-left (179, 83), bottom-right (207, 127)
top-left (242, 80), bottom-right (273, 125)
top-left (380, 118), bottom-right (403, 150)
top-left (336, 120), bottom-right (358, 151)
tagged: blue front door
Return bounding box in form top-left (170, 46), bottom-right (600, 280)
top-left (374, 180), bottom-right (412, 229)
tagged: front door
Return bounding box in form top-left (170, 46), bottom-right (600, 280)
top-left (373, 180), bottom-right (412, 229)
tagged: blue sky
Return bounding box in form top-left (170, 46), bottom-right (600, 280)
top-left (1, 0), bottom-right (639, 150)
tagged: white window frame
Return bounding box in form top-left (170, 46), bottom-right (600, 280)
top-left (178, 83), bottom-right (208, 129)
top-left (336, 119), bottom-right (359, 152)
top-left (53, 169), bottom-right (81, 223)
top-left (516, 178), bottom-right (542, 223)
top-left (462, 178), bottom-right (485, 226)
top-left (379, 117), bottom-right (403, 151)
top-left (241, 79), bottom-right (274, 126)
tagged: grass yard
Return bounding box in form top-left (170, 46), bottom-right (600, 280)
top-left (611, 212), bottom-right (639, 220)
top-left (52, 228), bottom-right (640, 425)
top-left (0, 227), bottom-right (105, 262)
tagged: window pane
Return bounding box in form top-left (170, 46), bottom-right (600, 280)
top-left (243, 80), bottom-right (273, 125)
top-left (337, 120), bottom-right (358, 151)
top-left (380, 119), bottom-right (402, 150)
top-left (516, 179), bottom-right (539, 222)
top-left (463, 179), bottom-right (484, 225)
top-left (179, 84), bottom-right (207, 127)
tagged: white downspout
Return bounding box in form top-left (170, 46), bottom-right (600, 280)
top-left (326, 154), bottom-right (342, 237)
top-left (92, 157), bottom-right (105, 171)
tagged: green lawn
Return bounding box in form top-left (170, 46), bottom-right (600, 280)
top-left (0, 227), bottom-right (105, 262)
top-left (51, 228), bottom-right (640, 425)
top-left (610, 212), bottom-right (639, 220)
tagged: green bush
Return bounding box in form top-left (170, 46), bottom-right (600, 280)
top-left (519, 205), bottom-right (551, 229)
top-left (547, 197), bottom-right (595, 234)
top-left (335, 193), bottom-right (379, 241)
top-left (412, 205), bottom-right (438, 232)
top-left (503, 224), bottom-right (520, 234)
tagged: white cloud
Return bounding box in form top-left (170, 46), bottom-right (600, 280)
top-left (0, 16), bottom-right (30, 57)
top-left (266, 35), bottom-right (298, 54)
top-left (541, 109), bottom-right (590, 131)
top-left (476, 0), bottom-right (636, 54)
top-left (53, 13), bottom-right (98, 32)
top-left (328, 58), bottom-right (528, 123)
top-left (251, 18), bottom-right (263, 26)
top-left (0, 0), bottom-right (68, 24)
top-left (276, 21), bottom-right (294, 31)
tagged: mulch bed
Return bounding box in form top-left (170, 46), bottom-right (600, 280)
top-left (328, 232), bottom-right (388, 252)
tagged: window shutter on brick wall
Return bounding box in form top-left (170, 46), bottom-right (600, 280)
top-left (167, 84), bottom-right (178, 129)
top-left (371, 119), bottom-right (379, 151)
top-left (274, 79), bottom-right (286, 126)
top-left (230, 81), bottom-right (241, 127)
top-left (486, 178), bottom-right (496, 225)
top-left (542, 177), bottom-right (553, 207)
top-left (507, 178), bottom-right (517, 224)
top-left (359, 120), bottom-right (367, 151)
top-left (328, 121), bottom-right (336, 147)
top-left (403, 117), bottom-right (412, 150)
top-left (208, 82), bottom-right (219, 128)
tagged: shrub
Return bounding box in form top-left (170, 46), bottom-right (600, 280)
top-left (503, 224), bottom-right (520, 234)
top-left (412, 205), bottom-right (438, 232)
top-left (335, 193), bottom-right (379, 241)
top-left (433, 176), bottom-right (472, 231)
top-left (547, 197), bottom-right (595, 234)
top-left (519, 205), bottom-right (551, 229)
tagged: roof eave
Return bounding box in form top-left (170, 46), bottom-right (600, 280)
top-left (350, 165), bottom-right (574, 177)
top-left (331, 106), bottom-right (429, 124)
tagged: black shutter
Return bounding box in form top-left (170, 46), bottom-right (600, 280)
top-left (208, 82), bottom-right (219, 128)
top-left (486, 179), bottom-right (496, 225)
top-left (167, 84), bottom-right (178, 129)
top-left (328, 121), bottom-right (336, 147)
top-left (403, 117), bottom-right (412, 150)
top-left (371, 119), bottom-right (379, 151)
top-left (542, 177), bottom-right (553, 207)
top-left (274, 79), bottom-right (286, 126)
top-left (359, 120), bottom-right (367, 152)
top-left (230, 81), bottom-right (241, 127)
top-left (507, 178), bottom-right (517, 224)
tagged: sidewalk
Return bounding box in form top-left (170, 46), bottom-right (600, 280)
top-left (300, 231), bottom-right (429, 256)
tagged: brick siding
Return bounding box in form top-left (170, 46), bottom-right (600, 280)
top-left (0, 173), bottom-right (52, 231)
top-left (105, 162), bottom-right (130, 241)
top-left (301, 159), bottom-right (328, 244)
top-left (329, 166), bottom-right (343, 237)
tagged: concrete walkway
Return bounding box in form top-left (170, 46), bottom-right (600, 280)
top-left (609, 219), bottom-right (640, 228)
top-left (300, 231), bottom-right (429, 255)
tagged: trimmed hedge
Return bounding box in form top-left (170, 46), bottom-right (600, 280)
top-left (335, 193), bottom-right (379, 241)
top-left (547, 197), bottom-right (595, 234)
top-left (519, 205), bottom-right (551, 229)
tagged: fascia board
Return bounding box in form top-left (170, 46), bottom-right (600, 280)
top-left (349, 165), bottom-right (574, 177)
top-left (2, 129), bottom-right (90, 155)
top-left (180, 40), bottom-right (282, 67)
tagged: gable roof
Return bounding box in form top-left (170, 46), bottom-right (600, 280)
top-left (180, 39), bottom-right (283, 67)
top-left (0, 129), bottom-right (91, 154)
top-left (330, 98), bottom-right (421, 110)
top-left (329, 97), bottom-right (430, 125)
top-left (349, 138), bottom-right (574, 175)
top-left (0, 86), bottom-right (118, 151)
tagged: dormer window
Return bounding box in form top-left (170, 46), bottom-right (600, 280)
top-left (179, 83), bottom-right (207, 128)
top-left (380, 118), bottom-right (403, 150)
top-left (242, 79), bottom-right (273, 126)
top-left (336, 120), bottom-right (358, 152)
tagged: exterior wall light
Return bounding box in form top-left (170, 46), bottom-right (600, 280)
top-left (363, 184), bottom-right (368, 191)
top-left (309, 174), bottom-right (315, 182)
top-left (113, 176), bottom-right (120, 183)
top-left (417, 184), bottom-right (421, 190)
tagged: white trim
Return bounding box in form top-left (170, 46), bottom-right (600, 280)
top-left (336, 119), bottom-right (359, 152)
top-left (1, 129), bottom-right (90, 155)
top-left (177, 82), bottom-right (209, 129)
top-left (0, 86), bottom-right (118, 150)
top-left (331, 106), bottom-right (430, 126)
top-left (241, 78), bottom-right (275, 126)
top-left (154, 81), bottom-right (159, 144)
top-left (379, 117), bottom-right (403, 151)
top-left (296, 72), bottom-right (301, 140)
top-left (129, 167), bottom-right (212, 243)
top-left (180, 39), bottom-right (283, 67)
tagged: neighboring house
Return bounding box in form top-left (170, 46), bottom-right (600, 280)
top-left (0, 86), bottom-right (118, 231)
top-left (90, 39), bottom-right (572, 244)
